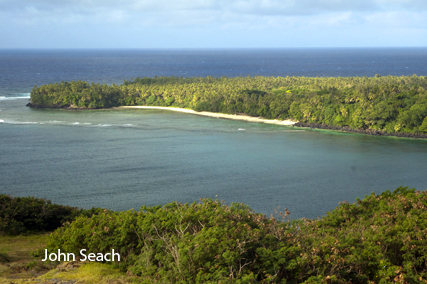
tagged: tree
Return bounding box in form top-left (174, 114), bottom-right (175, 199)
top-left (420, 117), bottom-right (427, 133)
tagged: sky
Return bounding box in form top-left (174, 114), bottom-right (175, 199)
top-left (1, 0), bottom-right (427, 48)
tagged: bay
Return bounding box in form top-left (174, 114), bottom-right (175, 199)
top-left (1, 99), bottom-right (427, 219)
top-left (0, 48), bottom-right (426, 219)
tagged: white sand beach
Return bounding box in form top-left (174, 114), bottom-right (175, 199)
top-left (118, 106), bottom-right (297, 126)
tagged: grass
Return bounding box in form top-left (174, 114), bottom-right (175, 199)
top-left (0, 233), bottom-right (50, 279)
top-left (39, 262), bottom-right (137, 284)
top-left (0, 233), bottom-right (137, 283)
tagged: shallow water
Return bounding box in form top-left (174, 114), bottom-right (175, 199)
top-left (1, 98), bottom-right (426, 219)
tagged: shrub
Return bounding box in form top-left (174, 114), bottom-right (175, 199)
top-left (295, 186), bottom-right (427, 283)
top-left (44, 200), bottom-right (297, 283)
top-left (42, 187), bottom-right (427, 283)
top-left (0, 194), bottom-right (102, 235)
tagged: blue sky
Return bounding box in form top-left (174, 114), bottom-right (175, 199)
top-left (1, 0), bottom-right (427, 48)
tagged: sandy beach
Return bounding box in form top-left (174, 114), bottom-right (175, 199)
top-left (118, 106), bottom-right (297, 126)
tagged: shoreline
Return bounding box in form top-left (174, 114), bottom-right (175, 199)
top-left (294, 122), bottom-right (427, 139)
top-left (25, 104), bottom-right (426, 139)
top-left (118, 106), bottom-right (297, 126)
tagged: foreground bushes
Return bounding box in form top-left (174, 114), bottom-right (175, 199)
top-left (297, 187), bottom-right (427, 283)
top-left (44, 201), bottom-right (296, 282)
top-left (42, 187), bottom-right (427, 283)
top-left (0, 195), bottom-right (102, 235)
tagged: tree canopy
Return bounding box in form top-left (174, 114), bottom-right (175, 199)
top-left (30, 75), bottom-right (427, 134)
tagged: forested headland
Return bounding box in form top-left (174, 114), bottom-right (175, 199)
top-left (29, 75), bottom-right (427, 137)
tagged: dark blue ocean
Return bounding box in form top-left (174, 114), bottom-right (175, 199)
top-left (1, 48), bottom-right (426, 95)
top-left (1, 48), bottom-right (426, 219)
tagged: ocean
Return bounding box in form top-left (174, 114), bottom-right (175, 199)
top-left (1, 48), bottom-right (426, 219)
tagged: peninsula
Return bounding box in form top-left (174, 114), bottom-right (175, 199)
top-left (28, 75), bottom-right (427, 138)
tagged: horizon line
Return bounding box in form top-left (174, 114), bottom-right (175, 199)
top-left (1, 46), bottom-right (427, 50)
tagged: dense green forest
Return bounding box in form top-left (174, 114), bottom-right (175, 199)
top-left (3, 188), bottom-right (427, 283)
top-left (30, 75), bottom-right (427, 134)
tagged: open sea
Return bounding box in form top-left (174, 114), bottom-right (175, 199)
top-left (1, 48), bottom-right (426, 219)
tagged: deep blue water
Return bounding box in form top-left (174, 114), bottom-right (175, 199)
top-left (0, 48), bottom-right (426, 219)
top-left (1, 48), bottom-right (426, 95)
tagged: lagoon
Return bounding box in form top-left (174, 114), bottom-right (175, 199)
top-left (1, 98), bottom-right (426, 219)
top-left (1, 48), bottom-right (427, 219)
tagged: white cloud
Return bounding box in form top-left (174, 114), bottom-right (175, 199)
top-left (2, 1), bottom-right (426, 27)
top-left (2, 0), bottom-right (427, 15)
top-left (1, 0), bottom-right (426, 48)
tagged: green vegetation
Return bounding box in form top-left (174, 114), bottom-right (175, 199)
top-left (0, 233), bottom-right (135, 283)
top-left (2, 189), bottom-right (427, 282)
top-left (0, 233), bottom-right (50, 280)
top-left (39, 261), bottom-right (137, 284)
top-left (0, 196), bottom-right (132, 282)
top-left (0, 194), bottom-right (103, 235)
top-left (38, 187), bottom-right (427, 283)
top-left (30, 75), bottom-right (427, 134)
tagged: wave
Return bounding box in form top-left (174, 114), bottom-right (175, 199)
top-left (0, 93), bottom-right (31, 101)
top-left (1, 120), bottom-right (39, 125)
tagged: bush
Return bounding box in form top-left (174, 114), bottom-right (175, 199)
top-left (41, 187), bottom-right (427, 283)
top-left (0, 194), bottom-right (102, 235)
top-left (296, 186), bottom-right (427, 283)
top-left (44, 200), bottom-right (297, 283)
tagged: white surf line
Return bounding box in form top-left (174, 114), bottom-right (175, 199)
top-left (119, 106), bottom-right (297, 126)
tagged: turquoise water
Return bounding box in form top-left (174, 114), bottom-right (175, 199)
top-left (1, 48), bottom-right (427, 219)
top-left (1, 98), bottom-right (426, 219)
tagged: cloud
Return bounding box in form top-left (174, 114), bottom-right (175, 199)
top-left (1, 0), bottom-right (426, 48)
top-left (2, 0), bottom-right (424, 28)
top-left (2, 0), bottom-right (427, 16)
